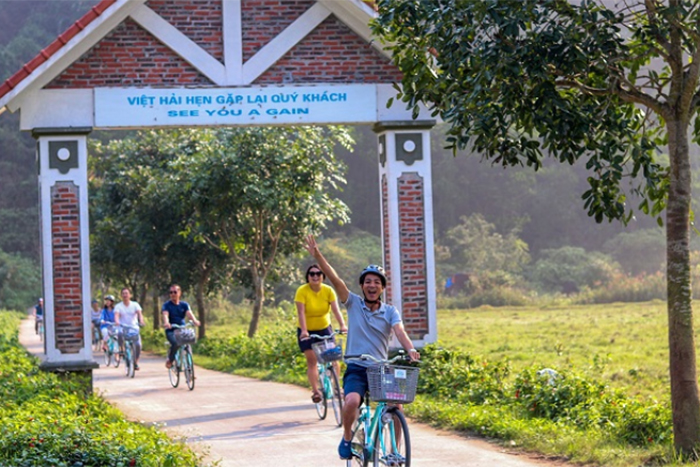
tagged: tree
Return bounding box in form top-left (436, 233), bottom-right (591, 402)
top-left (176, 127), bottom-right (351, 337)
top-left (373, 0), bottom-right (700, 454)
top-left (90, 130), bottom-right (228, 335)
top-left (439, 214), bottom-right (530, 286)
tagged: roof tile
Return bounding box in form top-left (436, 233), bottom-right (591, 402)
top-left (0, 0), bottom-right (117, 101)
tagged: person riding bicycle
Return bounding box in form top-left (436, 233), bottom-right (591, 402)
top-left (295, 263), bottom-right (348, 404)
top-left (99, 295), bottom-right (116, 351)
top-left (304, 235), bottom-right (420, 460)
top-left (114, 287), bottom-right (145, 371)
top-left (162, 284), bottom-right (200, 369)
top-left (33, 298), bottom-right (43, 335)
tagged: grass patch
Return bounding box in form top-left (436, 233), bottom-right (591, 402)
top-left (2, 310), bottom-right (208, 467)
top-left (167, 300), bottom-right (700, 466)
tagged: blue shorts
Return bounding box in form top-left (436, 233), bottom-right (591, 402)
top-left (343, 363), bottom-right (369, 398)
top-left (297, 325), bottom-right (334, 353)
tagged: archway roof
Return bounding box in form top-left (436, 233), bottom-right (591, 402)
top-left (0, 0), bottom-right (393, 116)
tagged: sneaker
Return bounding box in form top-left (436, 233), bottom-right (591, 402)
top-left (165, 360), bottom-right (172, 369)
top-left (134, 364), bottom-right (140, 371)
top-left (338, 437), bottom-right (352, 460)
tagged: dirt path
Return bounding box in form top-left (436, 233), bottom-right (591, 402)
top-left (19, 318), bottom-right (570, 467)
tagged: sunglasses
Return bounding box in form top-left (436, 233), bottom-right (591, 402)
top-left (308, 271), bottom-right (323, 277)
top-left (169, 290), bottom-right (179, 294)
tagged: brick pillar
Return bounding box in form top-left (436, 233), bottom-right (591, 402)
top-left (374, 121), bottom-right (437, 347)
top-left (34, 128), bottom-right (98, 386)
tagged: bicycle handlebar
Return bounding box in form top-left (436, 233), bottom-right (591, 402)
top-left (344, 352), bottom-right (412, 365)
top-left (305, 330), bottom-right (346, 340)
top-left (169, 321), bottom-right (195, 329)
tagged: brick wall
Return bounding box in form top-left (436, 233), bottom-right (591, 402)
top-left (51, 182), bottom-right (84, 354)
top-left (381, 173), bottom-right (392, 303)
top-left (48, 18), bottom-right (211, 87)
top-left (242, 0), bottom-right (314, 61)
top-left (254, 15), bottom-right (402, 84)
top-left (397, 173), bottom-right (428, 339)
top-left (149, 0), bottom-right (224, 60)
top-left (47, 0), bottom-right (400, 89)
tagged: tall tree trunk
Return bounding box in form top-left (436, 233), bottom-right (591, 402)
top-left (666, 117), bottom-right (700, 455)
top-left (196, 274), bottom-right (208, 339)
top-left (152, 288), bottom-right (160, 332)
top-left (247, 275), bottom-right (265, 338)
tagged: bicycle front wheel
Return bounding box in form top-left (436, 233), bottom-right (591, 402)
top-left (184, 346), bottom-right (195, 390)
top-left (113, 344), bottom-right (121, 368)
top-left (348, 419), bottom-right (368, 467)
top-left (169, 350), bottom-right (180, 388)
top-left (330, 366), bottom-right (343, 427)
top-left (315, 365), bottom-right (327, 420)
top-left (125, 342), bottom-right (135, 378)
top-left (374, 407), bottom-right (410, 467)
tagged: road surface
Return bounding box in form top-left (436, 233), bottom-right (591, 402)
top-left (19, 318), bottom-right (570, 467)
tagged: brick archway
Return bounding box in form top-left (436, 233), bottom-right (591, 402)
top-left (0, 0), bottom-right (437, 377)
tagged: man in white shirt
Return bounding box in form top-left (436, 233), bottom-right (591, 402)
top-left (114, 287), bottom-right (145, 370)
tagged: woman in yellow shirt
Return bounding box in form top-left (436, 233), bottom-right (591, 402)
top-left (295, 264), bottom-right (348, 403)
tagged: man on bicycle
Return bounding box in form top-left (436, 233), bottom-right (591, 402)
top-left (162, 284), bottom-right (200, 369)
top-left (114, 287), bottom-right (145, 370)
top-left (33, 298), bottom-right (43, 335)
top-left (304, 235), bottom-right (420, 460)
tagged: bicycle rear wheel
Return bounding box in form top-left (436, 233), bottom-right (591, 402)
top-left (373, 407), bottom-right (410, 467)
top-left (348, 419), bottom-right (368, 467)
top-left (329, 366), bottom-right (343, 427)
top-left (113, 343), bottom-right (121, 368)
top-left (315, 364), bottom-right (327, 420)
top-left (184, 346), bottom-right (195, 390)
top-left (38, 321), bottom-right (44, 342)
top-left (169, 350), bottom-right (180, 388)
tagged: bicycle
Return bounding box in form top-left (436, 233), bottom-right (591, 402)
top-left (168, 322), bottom-right (196, 390)
top-left (308, 331), bottom-right (344, 426)
top-left (121, 323), bottom-right (140, 378)
top-left (344, 353), bottom-right (420, 467)
top-left (92, 320), bottom-right (102, 352)
top-left (103, 323), bottom-right (121, 368)
top-left (36, 317), bottom-right (44, 342)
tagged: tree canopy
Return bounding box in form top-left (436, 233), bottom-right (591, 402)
top-left (372, 0), bottom-right (700, 454)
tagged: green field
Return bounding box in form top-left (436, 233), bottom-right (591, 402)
top-left (436, 300), bottom-right (678, 401)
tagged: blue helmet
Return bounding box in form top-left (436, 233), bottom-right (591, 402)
top-left (359, 264), bottom-right (386, 287)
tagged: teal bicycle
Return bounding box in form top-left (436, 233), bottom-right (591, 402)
top-left (168, 322), bottom-right (196, 390)
top-left (103, 323), bottom-right (121, 368)
top-left (121, 323), bottom-right (140, 378)
top-left (308, 331), bottom-right (344, 426)
top-left (344, 353), bottom-right (419, 467)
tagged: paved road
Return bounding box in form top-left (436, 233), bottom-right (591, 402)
top-left (20, 318), bottom-right (569, 467)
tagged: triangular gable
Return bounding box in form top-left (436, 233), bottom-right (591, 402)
top-left (0, 0), bottom-right (394, 114)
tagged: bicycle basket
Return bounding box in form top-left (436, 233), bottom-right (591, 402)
top-left (174, 327), bottom-right (196, 345)
top-left (367, 364), bottom-right (419, 404)
top-left (123, 327), bottom-right (140, 342)
top-left (311, 338), bottom-right (343, 364)
top-left (107, 326), bottom-right (120, 337)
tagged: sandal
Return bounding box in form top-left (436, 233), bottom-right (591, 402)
top-left (311, 389), bottom-right (323, 403)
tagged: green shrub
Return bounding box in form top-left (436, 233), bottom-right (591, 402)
top-left (438, 286), bottom-right (530, 308)
top-left (0, 311), bottom-right (205, 467)
top-left (576, 271), bottom-right (666, 304)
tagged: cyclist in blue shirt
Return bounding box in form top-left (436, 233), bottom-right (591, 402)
top-left (304, 235), bottom-right (420, 460)
top-left (162, 284), bottom-right (200, 369)
top-left (99, 294), bottom-right (116, 351)
top-left (33, 298), bottom-right (43, 335)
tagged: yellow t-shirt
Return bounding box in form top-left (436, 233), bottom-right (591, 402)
top-left (294, 283), bottom-right (337, 331)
